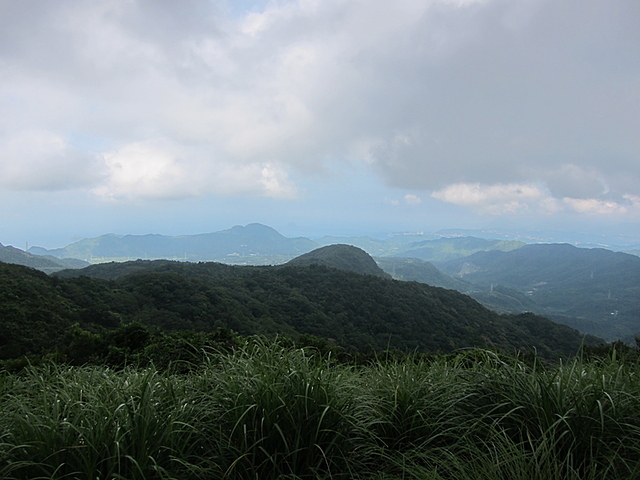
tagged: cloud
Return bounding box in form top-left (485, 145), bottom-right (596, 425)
top-left (0, 0), bottom-right (638, 220)
top-left (95, 140), bottom-right (195, 200)
top-left (0, 131), bottom-right (102, 191)
top-left (432, 182), bottom-right (559, 215)
top-left (562, 198), bottom-right (626, 216)
top-left (562, 196), bottom-right (640, 217)
top-left (404, 194), bottom-right (422, 205)
top-left (432, 182), bottom-right (640, 220)
top-left (94, 139), bottom-right (298, 201)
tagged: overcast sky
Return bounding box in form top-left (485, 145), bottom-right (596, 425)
top-left (1, 0), bottom-right (639, 248)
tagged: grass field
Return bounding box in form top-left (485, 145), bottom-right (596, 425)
top-left (1, 340), bottom-right (639, 479)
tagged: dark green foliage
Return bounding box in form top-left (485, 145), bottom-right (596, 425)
top-left (437, 243), bottom-right (640, 340)
top-left (0, 258), bottom-right (596, 369)
top-left (286, 244), bottom-right (391, 278)
top-left (0, 263), bottom-right (74, 359)
top-left (376, 256), bottom-right (471, 290)
top-left (2, 343), bottom-right (640, 480)
top-left (196, 340), bottom-right (361, 479)
top-left (0, 366), bottom-right (204, 480)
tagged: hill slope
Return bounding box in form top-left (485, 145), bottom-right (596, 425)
top-left (48, 258), bottom-right (600, 358)
top-left (438, 244), bottom-right (640, 340)
top-left (375, 256), bottom-right (543, 316)
top-left (285, 244), bottom-right (390, 278)
top-left (375, 257), bottom-right (469, 290)
top-left (0, 243), bottom-right (88, 273)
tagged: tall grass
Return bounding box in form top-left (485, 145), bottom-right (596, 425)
top-left (0, 365), bottom-right (203, 479)
top-left (191, 340), bottom-right (364, 479)
top-left (362, 354), bottom-right (480, 453)
top-left (1, 342), bottom-right (639, 479)
top-left (377, 350), bottom-right (640, 480)
top-left (471, 351), bottom-right (640, 478)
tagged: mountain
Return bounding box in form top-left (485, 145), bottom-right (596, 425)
top-left (375, 256), bottom-right (542, 318)
top-left (315, 234), bottom-right (438, 257)
top-left (0, 242), bottom-right (88, 273)
top-left (285, 244), bottom-right (390, 278)
top-left (43, 257), bottom-right (600, 359)
top-left (0, 262), bottom-right (77, 358)
top-left (625, 246), bottom-right (640, 257)
top-left (437, 244), bottom-right (640, 341)
top-left (28, 226), bottom-right (528, 267)
top-left (395, 237), bottom-right (525, 262)
top-left (375, 257), bottom-right (470, 290)
top-left (29, 224), bottom-right (319, 265)
top-left (315, 234), bottom-right (526, 261)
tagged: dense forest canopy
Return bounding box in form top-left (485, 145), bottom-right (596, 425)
top-left (10, 225), bottom-right (639, 342)
top-left (0, 254), bottom-right (599, 368)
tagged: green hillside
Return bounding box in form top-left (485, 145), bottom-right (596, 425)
top-left (285, 244), bottom-right (391, 278)
top-left (0, 243), bottom-right (88, 273)
top-left (375, 256), bottom-right (470, 290)
top-left (376, 256), bottom-right (543, 315)
top-left (438, 244), bottom-right (640, 340)
top-left (0, 263), bottom-right (76, 358)
top-left (0, 254), bottom-right (598, 365)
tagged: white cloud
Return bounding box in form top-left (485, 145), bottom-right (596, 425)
top-left (404, 194), bottom-right (422, 205)
top-left (623, 194), bottom-right (640, 209)
top-left (259, 163), bottom-right (298, 199)
top-left (0, 0), bottom-right (638, 224)
top-left (95, 140), bottom-right (194, 200)
top-left (0, 131), bottom-right (102, 191)
top-left (432, 182), bottom-right (640, 219)
top-left (563, 197), bottom-right (629, 216)
top-left (432, 182), bottom-right (559, 215)
top-left (93, 139), bottom-right (297, 201)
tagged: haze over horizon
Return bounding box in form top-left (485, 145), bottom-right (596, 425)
top-left (1, 0), bottom-right (639, 249)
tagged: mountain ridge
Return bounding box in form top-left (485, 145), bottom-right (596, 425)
top-left (436, 243), bottom-right (640, 340)
top-left (41, 254), bottom-right (600, 359)
top-left (7, 225), bottom-right (640, 342)
top-left (285, 244), bottom-right (391, 278)
top-left (26, 225), bottom-right (535, 267)
top-left (0, 243), bottom-right (89, 273)
top-left (29, 223), bottom-right (318, 264)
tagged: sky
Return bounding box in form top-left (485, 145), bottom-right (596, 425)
top-left (1, 0), bottom-right (639, 249)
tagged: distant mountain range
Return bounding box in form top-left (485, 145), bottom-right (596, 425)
top-left (3, 223), bottom-right (640, 342)
top-left (373, 245), bottom-right (640, 341)
top-left (387, 237), bottom-right (525, 262)
top-left (0, 242), bottom-right (88, 273)
top-left (27, 224), bottom-right (317, 265)
top-left (25, 223), bottom-right (531, 265)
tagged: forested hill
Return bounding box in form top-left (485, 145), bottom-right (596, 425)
top-left (285, 244), bottom-right (391, 278)
top-left (1, 255), bottom-right (599, 363)
top-left (0, 242), bottom-right (88, 273)
top-left (437, 243), bottom-right (640, 340)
